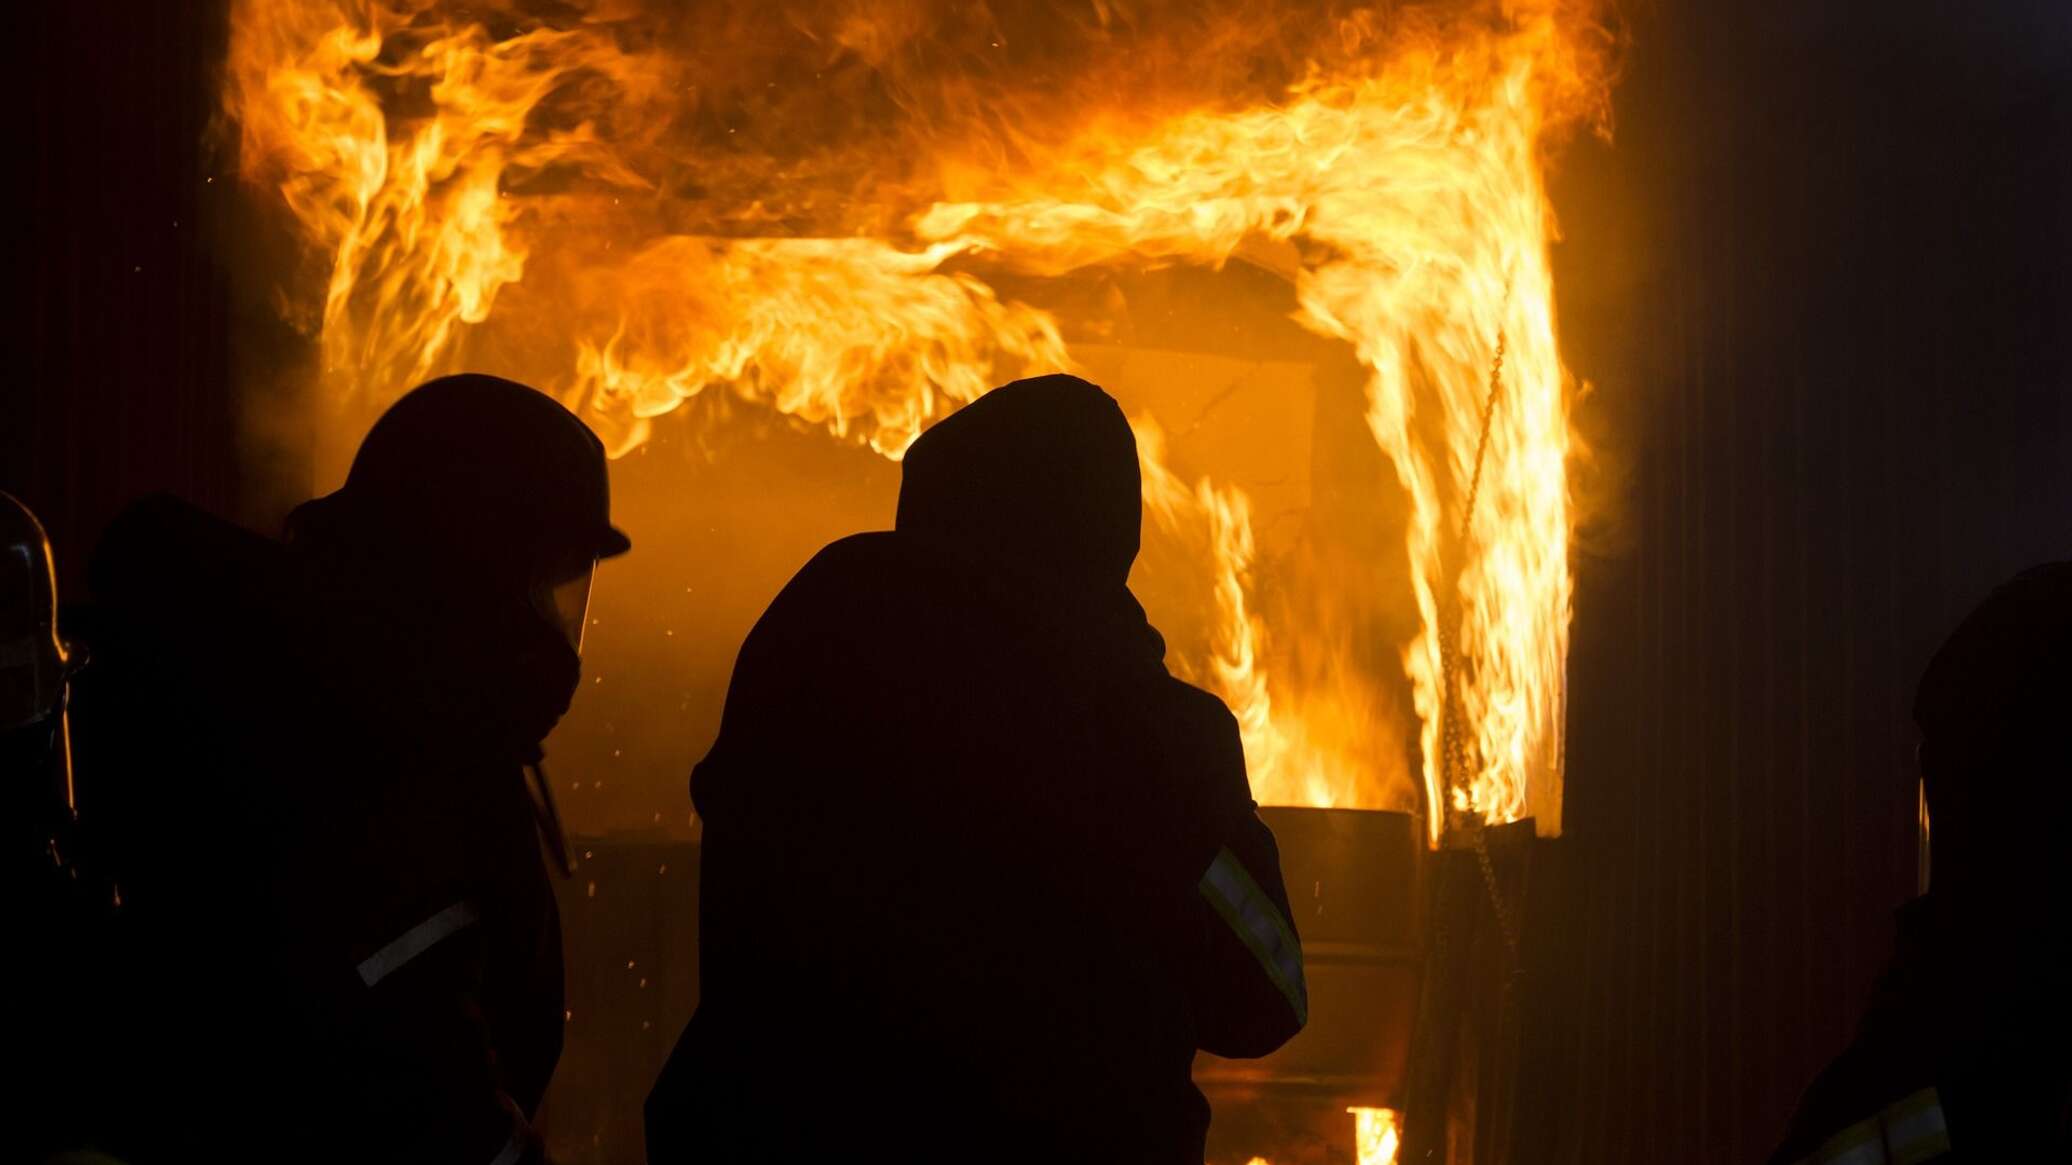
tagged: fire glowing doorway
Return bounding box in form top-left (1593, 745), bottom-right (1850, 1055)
top-left (223, 1), bottom-right (1615, 1160)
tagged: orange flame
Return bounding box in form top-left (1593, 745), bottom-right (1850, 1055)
top-left (225, 0), bottom-right (1612, 837)
top-left (1237, 1107), bottom-right (1399, 1165)
top-left (1351, 1106), bottom-right (1403, 1165)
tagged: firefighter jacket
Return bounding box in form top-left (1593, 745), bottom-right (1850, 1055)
top-left (648, 533), bottom-right (1307, 1164)
top-left (1769, 897), bottom-right (2072, 1163)
top-left (649, 375), bottom-right (1307, 1165)
top-left (71, 495), bottom-right (566, 1165)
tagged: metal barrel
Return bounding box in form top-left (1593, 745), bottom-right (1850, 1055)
top-left (1197, 807), bottom-right (1422, 1159)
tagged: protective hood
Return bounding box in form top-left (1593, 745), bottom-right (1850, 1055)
top-left (895, 374), bottom-right (1141, 595)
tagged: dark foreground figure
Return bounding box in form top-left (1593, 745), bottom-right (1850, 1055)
top-left (648, 375), bottom-right (1307, 1165)
top-left (1770, 563), bottom-right (2072, 1163)
top-left (69, 376), bottom-right (627, 1164)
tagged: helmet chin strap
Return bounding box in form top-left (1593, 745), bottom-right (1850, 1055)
top-left (518, 559), bottom-right (592, 880)
top-left (524, 756), bottom-right (573, 879)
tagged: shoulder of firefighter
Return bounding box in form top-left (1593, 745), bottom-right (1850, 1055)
top-left (1164, 679), bottom-right (1309, 1060)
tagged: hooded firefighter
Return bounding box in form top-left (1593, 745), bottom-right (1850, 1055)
top-left (648, 374), bottom-right (1306, 1165)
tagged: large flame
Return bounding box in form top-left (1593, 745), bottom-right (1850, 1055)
top-left (225, 0), bottom-right (1611, 838)
top-left (1243, 1109), bottom-right (1398, 1165)
top-left (1352, 1106), bottom-right (1404, 1165)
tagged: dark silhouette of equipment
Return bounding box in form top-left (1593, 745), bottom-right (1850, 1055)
top-left (4, 491), bottom-right (81, 863)
top-left (8, 491), bottom-right (112, 1161)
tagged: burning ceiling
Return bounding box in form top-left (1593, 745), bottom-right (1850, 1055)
top-left (223, 0), bottom-right (1615, 842)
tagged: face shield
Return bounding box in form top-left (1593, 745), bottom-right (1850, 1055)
top-left (533, 557), bottom-right (598, 655)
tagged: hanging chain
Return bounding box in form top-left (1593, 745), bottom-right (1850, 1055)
top-left (1403, 302), bottom-right (1520, 1158)
top-left (1472, 815), bottom-right (1522, 968)
top-left (1460, 325), bottom-right (1509, 553)
top-left (1438, 322), bottom-right (1507, 804)
top-left (1439, 304), bottom-right (1522, 968)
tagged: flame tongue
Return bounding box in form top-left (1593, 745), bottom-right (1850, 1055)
top-left (226, 0), bottom-right (1611, 835)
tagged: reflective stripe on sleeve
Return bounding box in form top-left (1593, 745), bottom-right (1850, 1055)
top-left (487, 1126), bottom-right (526, 1165)
top-left (1881, 1088), bottom-right (1949, 1165)
top-left (489, 1090), bottom-right (536, 1165)
top-left (1789, 1088), bottom-right (1952, 1165)
top-left (357, 899), bottom-right (481, 987)
top-left (1198, 846), bottom-right (1307, 1026)
top-left (1794, 1118), bottom-right (1885, 1165)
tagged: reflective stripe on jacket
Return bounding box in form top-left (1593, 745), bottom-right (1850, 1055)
top-left (1789, 1088), bottom-right (1951, 1165)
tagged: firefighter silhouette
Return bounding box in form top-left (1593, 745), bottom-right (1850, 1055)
top-left (1770, 563), bottom-right (2072, 1163)
top-left (69, 375), bottom-right (628, 1164)
top-left (648, 374), bottom-right (1307, 1165)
